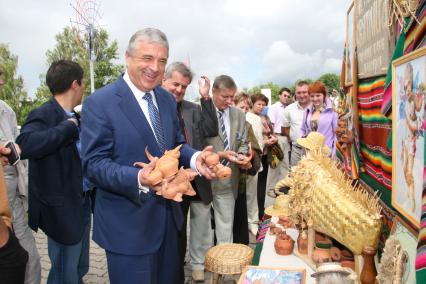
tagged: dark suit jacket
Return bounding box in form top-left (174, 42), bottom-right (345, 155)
top-left (80, 76), bottom-right (196, 255)
top-left (16, 98), bottom-right (84, 245)
top-left (180, 99), bottom-right (217, 204)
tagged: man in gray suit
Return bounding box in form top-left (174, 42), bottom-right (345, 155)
top-left (162, 62), bottom-right (218, 282)
top-left (205, 75), bottom-right (251, 244)
top-left (0, 62), bottom-right (41, 284)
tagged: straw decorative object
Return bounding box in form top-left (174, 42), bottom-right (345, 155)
top-left (275, 153), bottom-right (323, 225)
top-left (205, 243), bottom-right (254, 275)
top-left (276, 149), bottom-right (382, 255)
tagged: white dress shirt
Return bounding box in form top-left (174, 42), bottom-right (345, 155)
top-left (282, 101), bottom-right (310, 143)
top-left (268, 101), bottom-right (287, 134)
top-left (123, 72), bottom-right (199, 193)
top-left (123, 72), bottom-right (162, 142)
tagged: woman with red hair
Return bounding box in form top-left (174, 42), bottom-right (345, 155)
top-left (300, 81), bottom-right (338, 156)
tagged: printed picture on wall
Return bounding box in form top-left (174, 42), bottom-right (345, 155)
top-left (392, 46), bottom-right (426, 228)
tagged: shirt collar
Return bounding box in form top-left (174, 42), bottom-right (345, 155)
top-left (296, 101), bottom-right (311, 110)
top-left (123, 71), bottom-right (152, 100)
top-left (214, 104), bottom-right (230, 115)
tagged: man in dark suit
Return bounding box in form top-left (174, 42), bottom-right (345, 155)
top-left (16, 60), bottom-right (90, 283)
top-left (162, 62), bottom-right (217, 282)
top-left (80, 28), bottom-right (214, 284)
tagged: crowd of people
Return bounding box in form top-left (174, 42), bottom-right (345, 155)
top-left (0, 27), bottom-right (338, 284)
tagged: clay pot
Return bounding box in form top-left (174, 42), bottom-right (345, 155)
top-left (297, 230), bottom-right (308, 255)
top-left (314, 232), bottom-right (328, 242)
top-left (312, 241), bottom-right (332, 264)
top-left (274, 232), bottom-right (294, 255)
top-left (330, 247), bottom-right (341, 261)
top-left (341, 259), bottom-right (356, 271)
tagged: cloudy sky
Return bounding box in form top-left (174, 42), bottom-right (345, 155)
top-left (0, 0), bottom-right (349, 97)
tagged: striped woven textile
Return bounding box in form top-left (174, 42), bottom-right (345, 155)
top-left (417, 187), bottom-right (426, 282)
top-left (381, 0), bottom-right (426, 115)
top-left (336, 132), bottom-right (361, 179)
top-left (404, 0), bottom-right (426, 54)
top-left (358, 77), bottom-right (392, 189)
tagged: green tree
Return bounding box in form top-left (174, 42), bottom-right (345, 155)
top-left (247, 82), bottom-right (281, 103)
top-left (317, 73), bottom-right (340, 92)
top-left (35, 26), bottom-right (124, 103)
top-left (0, 43), bottom-right (30, 125)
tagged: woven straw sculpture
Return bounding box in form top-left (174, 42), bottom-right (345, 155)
top-left (276, 149), bottom-right (382, 255)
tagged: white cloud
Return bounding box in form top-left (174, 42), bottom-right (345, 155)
top-left (259, 40), bottom-right (341, 85)
top-left (0, 0), bottom-right (350, 95)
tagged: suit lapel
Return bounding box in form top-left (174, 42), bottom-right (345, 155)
top-left (117, 78), bottom-right (161, 153)
top-left (229, 107), bottom-right (236, 150)
top-left (182, 101), bottom-right (193, 145)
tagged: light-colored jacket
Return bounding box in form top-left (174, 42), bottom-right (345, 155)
top-left (0, 100), bottom-right (28, 209)
top-left (204, 106), bottom-right (249, 198)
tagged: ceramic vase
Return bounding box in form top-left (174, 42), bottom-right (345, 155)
top-left (297, 230), bottom-right (308, 255)
top-left (360, 246), bottom-right (377, 284)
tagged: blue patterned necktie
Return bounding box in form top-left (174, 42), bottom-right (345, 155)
top-left (143, 92), bottom-right (166, 153)
top-left (217, 110), bottom-right (230, 166)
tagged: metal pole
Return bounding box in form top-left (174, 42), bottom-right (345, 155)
top-left (89, 25), bottom-right (95, 93)
top-left (90, 57), bottom-right (95, 93)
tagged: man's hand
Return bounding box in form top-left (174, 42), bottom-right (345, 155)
top-left (68, 117), bottom-right (79, 127)
top-left (234, 154), bottom-right (252, 169)
top-left (218, 150), bottom-right (238, 162)
top-left (0, 142), bottom-right (21, 166)
top-left (198, 76), bottom-right (211, 99)
top-left (135, 157), bottom-right (158, 187)
top-left (196, 146), bottom-right (217, 179)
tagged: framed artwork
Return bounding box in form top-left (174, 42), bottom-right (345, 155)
top-left (391, 216), bottom-right (419, 284)
top-left (392, 46), bottom-right (426, 228)
top-left (238, 266), bottom-right (306, 284)
top-left (345, 2), bottom-right (355, 86)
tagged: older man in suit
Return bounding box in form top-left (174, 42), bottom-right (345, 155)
top-left (81, 28), bottom-right (215, 284)
top-left (16, 60), bottom-right (89, 283)
top-left (162, 62), bottom-right (217, 282)
top-left (205, 75), bottom-right (251, 244)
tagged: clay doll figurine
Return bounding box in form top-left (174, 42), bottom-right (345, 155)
top-left (134, 145), bottom-right (195, 201)
top-left (202, 150), bottom-right (232, 179)
top-left (158, 167), bottom-right (198, 202)
top-left (278, 216), bottom-right (294, 228)
top-left (134, 145), bottom-right (182, 186)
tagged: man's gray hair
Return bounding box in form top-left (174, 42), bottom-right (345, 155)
top-left (126, 28), bottom-right (169, 56)
top-left (213, 75), bottom-right (237, 91)
top-left (165, 62), bottom-right (193, 83)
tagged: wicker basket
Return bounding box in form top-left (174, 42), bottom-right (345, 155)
top-left (205, 243), bottom-right (254, 275)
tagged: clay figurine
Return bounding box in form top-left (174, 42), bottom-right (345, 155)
top-left (157, 167), bottom-right (197, 202)
top-left (203, 150), bottom-right (232, 179)
top-left (278, 215), bottom-right (294, 228)
top-left (135, 145), bottom-right (182, 186)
